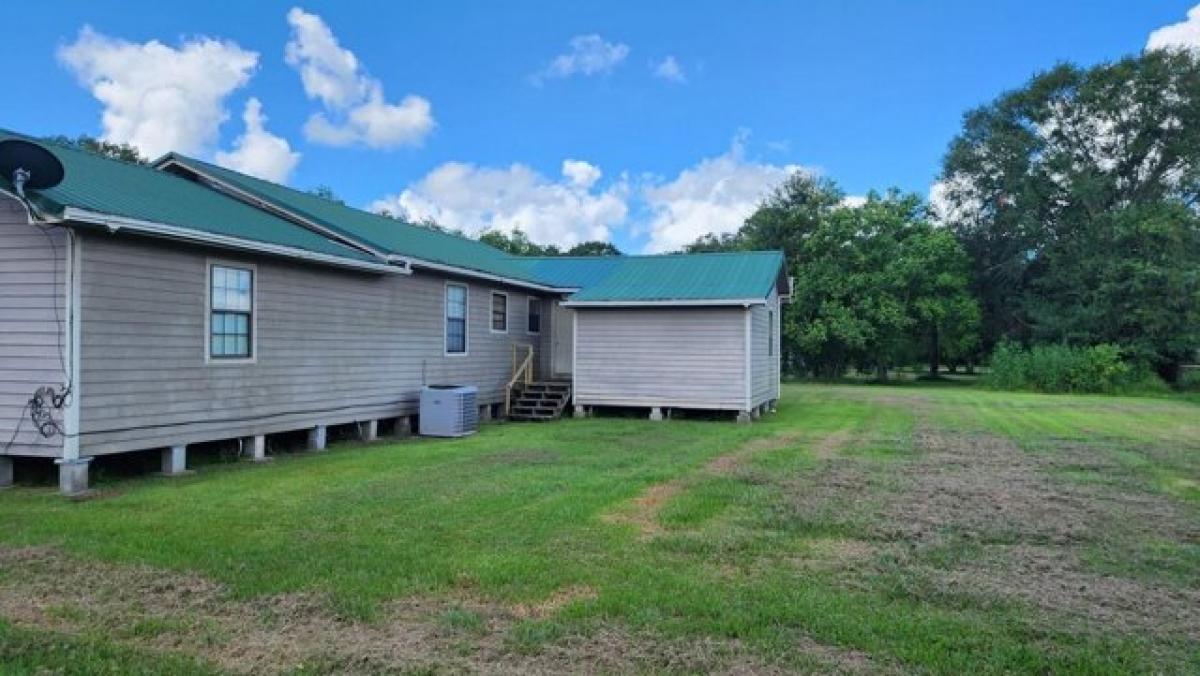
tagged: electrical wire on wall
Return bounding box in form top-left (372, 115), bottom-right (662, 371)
top-left (2, 192), bottom-right (74, 452)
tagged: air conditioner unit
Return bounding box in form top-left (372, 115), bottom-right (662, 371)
top-left (419, 384), bottom-right (479, 437)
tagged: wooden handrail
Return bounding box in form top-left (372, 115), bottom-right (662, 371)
top-left (505, 344), bottom-right (535, 416)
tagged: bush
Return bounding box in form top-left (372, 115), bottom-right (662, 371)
top-left (984, 342), bottom-right (1155, 394)
top-left (1180, 368), bottom-right (1200, 392)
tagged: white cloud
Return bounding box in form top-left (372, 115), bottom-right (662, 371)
top-left (286, 7), bottom-right (434, 148)
top-left (371, 160), bottom-right (627, 247)
top-left (214, 98), bottom-right (301, 183)
top-left (652, 55), bottom-right (686, 83)
top-left (840, 195), bottom-right (867, 208)
top-left (562, 159), bottom-right (602, 189)
top-left (1147, 4), bottom-right (1200, 52)
top-left (641, 134), bottom-right (805, 252)
top-left (532, 34), bottom-right (630, 84)
top-left (58, 26), bottom-right (258, 158)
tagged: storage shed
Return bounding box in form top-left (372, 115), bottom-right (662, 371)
top-left (515, 252), bottom-right (790, 422)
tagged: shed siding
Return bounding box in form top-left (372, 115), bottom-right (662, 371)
top-left (77, 232), bottom-right (552, 455)
top-left (573, 307), bottom-right (746, 410)
top-left (0, 196), bottom-right (66, 457)
top-left (750, 289), bottom-right (781, 407)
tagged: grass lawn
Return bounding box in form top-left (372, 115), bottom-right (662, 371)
top-left (0, 382), bottom-right (1197, 673)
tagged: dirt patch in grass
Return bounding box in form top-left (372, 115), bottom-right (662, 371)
top-left (604, 430), bottom-right (818, 537)
top-left (510, 585), bottom-right (598, 620)
top-left (939, 544), bottom-right (1200, 640)
top-left (792, 537), bottom-right (880, 573)
top-left (887, 428), bottom-right (1199, 546)
top-left (0, 545), bottom-right (875, 674)
top-left (781, 422), bottom-right (1200, 642)
top-left (811, 429), bottom-right (852, 460)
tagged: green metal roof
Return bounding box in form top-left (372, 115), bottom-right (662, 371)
top-left (562, 251), bottom-right (786, 303)
top-left (508, 251), bottom-right (785, 303)
top-left (159, 154), bottom-right (548, 285)
top-left (508, 256), bottom-right (624, 289)
top-left (0, 130), bottom-right (379, 265)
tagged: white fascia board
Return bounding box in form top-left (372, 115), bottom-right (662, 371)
top-left (62, 208), bottom-right (408, 275)
top-left (562, 298), bottom-right (767, 308)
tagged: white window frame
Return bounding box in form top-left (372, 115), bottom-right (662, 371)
top-left (490, 290), bottom-right (509, 334)
top-left (526, 296), bottom-right (542, 335)
top-left (444, 281), bottom-right (469, 357)
top-left (204, 259), bottom-right (257, 365)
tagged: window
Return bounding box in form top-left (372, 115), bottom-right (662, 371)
top-left (491, 292), bottom-right (508, 333)
top-left (768, 310), bottom-right (774, 356)
top-left (209, 264), bottom-right (253, 360)
top-left (527, 298), bottom-right (542, 334)
top-left (446, 284), bottom-right (468, 354)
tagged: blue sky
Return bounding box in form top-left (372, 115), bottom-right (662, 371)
top-left (2, 1), bottom-right (1196, 252)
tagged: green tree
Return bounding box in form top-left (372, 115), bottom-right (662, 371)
top-left (1028, 202), bottom-right (1200, 381)
top-left (739, 173), bottom-right (844, 263)
top-left (478, 229), bottom-right (562, 256)
top-left (938, 49), bottom-right (1200, 380)
top-left (784, 191), bottom-right (977, 380)
top-left (45, 135), bottom-right (146, 164)
top-left (566, 241), bottom-right (622, 256)
top-left (309, 185), bottom-right (345, 205)
top-left (682, 232), bottom-right (745, 253)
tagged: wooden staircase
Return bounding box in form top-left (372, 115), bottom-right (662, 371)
top-left (509, 381), bottom-right (572, 421)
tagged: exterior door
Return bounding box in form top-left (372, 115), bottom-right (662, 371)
top-left (551, 302), bottom-right (574, 376)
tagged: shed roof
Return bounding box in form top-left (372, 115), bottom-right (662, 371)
top-left (552, 251), bottom-right (787, 304)
top-left (0, 130), bottom-right (384, 268)
top-left (158, 153), bottom-right (551, 287)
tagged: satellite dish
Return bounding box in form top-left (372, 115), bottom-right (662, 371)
top-left (0, 139), bottom-right (65, 194)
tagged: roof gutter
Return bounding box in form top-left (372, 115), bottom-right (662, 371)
top-left (62, 207), bottom-right (409, 275)
top-left (562, 298), bottom-right (767, 308)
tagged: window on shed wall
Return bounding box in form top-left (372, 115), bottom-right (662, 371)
top-left (446, 284), bottom-right (468, 354)
top-left (210, 265), bottom-right (253, 359)
top-left (527, 298), bottom-right (542, 334)
top-left (491, 292), bottom-right (508, 332)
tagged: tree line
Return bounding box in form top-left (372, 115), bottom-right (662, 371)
top-left (686, 48), bottom-right (1200, 385)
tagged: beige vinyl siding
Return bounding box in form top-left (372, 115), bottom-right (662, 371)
top-left (573, 307), bottom-right (746, 410)
top-left (0, 196), bottom-right (66, 457)
top-left (77, 231), bottom-right (552, 455)
top-left (749, 289), bottom-right (781, 407)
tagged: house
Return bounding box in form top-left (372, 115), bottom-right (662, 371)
top-left (0, 131), bottom-right (788, 496)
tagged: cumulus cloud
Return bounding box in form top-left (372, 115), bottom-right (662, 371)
top-left (58, 26), bottom-right (258, 158)
top-left (532, 34), bottom-right (630, 84)
top-left (652, 55), bottom-right (686, 83)
top-left (371, 160), bottom-right (627, 247)
top-left (214, 98), bottom-right (300, 183)
top-left (1147, 4), bottom-right (1200, 52)
top-left (286, 7), bottom-right (434, 148)
top-left (641, 134), bottom-right (806, 252)
top-left (562, 159), bottom-right (603, 189)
